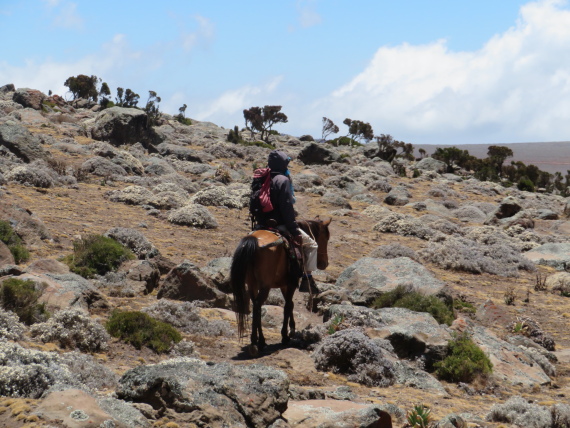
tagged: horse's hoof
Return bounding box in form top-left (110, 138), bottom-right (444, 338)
top-left (248, 344), bottom-right (259, 357)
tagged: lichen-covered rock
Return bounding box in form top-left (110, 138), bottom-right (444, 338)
top-left (89, 106), bottom-right (158, 147)
top-left (81, 156), bottom-right (128, 177)
top-left (415, 157), bottom-right (446, 173)
top-left (12, 88), bottom-right (47, 110)
top-left (298, 142), bottom-right (341, 165)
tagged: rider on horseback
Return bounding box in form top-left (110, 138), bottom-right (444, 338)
top-left (260, 150), bottom-right (319, 294)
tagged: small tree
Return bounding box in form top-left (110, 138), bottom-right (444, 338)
top-left (124, 88), bottom-right (140, 107)
top-left (487, 145), bottom-right (513, 177)
top-left (99, 82), bottom-right (111, 108)
top-left (144, 90), bottom-right (161, 127)
top-left (322, 117), bottom-right (339, 141)
top-left (243, 105), bottom-right (288, 142)
top-left (432, 146), bottom-right (474, 173)
top-left (343, 118), bottom-right (374, 143)
top-left (64, 74), bottom-right (100, 101)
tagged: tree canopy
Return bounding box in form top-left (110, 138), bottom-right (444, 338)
top-left (243, 105), bottom-right (288, 142)
top-left (64, 74), bottom-right (100, 101)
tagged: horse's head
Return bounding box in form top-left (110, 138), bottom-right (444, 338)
top-left (308, 216), bottom-right (332, 271)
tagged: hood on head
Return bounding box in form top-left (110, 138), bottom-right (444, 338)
top-left (267, 150), bottom-right (290, 172)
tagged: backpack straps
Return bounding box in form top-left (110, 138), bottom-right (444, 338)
top-left (253, 168), bottom-right (274, 212)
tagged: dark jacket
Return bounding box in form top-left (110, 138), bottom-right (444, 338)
top-left (264, 151), bottom-right (300, 236)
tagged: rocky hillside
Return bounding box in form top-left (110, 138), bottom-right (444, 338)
top-left (1, 83), bottom-right (570, 428)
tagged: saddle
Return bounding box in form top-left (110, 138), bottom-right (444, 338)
top-left (254, 223), bottom-right (304, 279)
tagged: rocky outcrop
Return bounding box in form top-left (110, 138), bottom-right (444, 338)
top-left (157, 261), bottom-right (229, 308)
top-left (0, 121), bottom-right (48, 162)
top-left (297, 142), bottom-right (341, 165)
top-left (89, 107), bottom-right (160, 147)
top-left (12, 88), bottom-right (47, 110)
top-left (116, 358), bottom-right (289, 428)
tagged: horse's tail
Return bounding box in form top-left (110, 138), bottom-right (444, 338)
top-left (230, 235), bottom-right (257, 341)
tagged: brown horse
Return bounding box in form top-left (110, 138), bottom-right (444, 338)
top-left (231, 217), bottom-right (331, 356)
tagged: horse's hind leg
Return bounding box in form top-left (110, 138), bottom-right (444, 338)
top-left (251, 287), bottom-right (270, 353)
top-left (281, 283), bottom-right (297, 344)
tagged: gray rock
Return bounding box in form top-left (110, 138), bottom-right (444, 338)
top-left (0, 121), bottom-right (48, 162)
top-left (0, 84), bottom-right (15, 96)
top-left (392, 360), bottom-right (446, 393)
top-left (81, 156), bottom-right (128, 176)
top-left (5, 164), bottom-right (55, 188)
top-left (524, 243), bottom-right (570, 271)
top-left (144, 157), bottom-right (176, 175)
top-left (89, 107), bottom-right (159, 147)
top-left (116, 358), bottom-right (289, 428)
top-left (384, 186), bottom-right (411, 206)
top-left (452, 205), bottom-right (487, 223)
top-left (200, 257), bottom-right (232, 293)
top-left (298, 142), bottom-right (341, 165)
top-left (156, 142), bottom-right (203, 162)
top-left (105, 227), bottom-right (159, 259)
top-left (158, 261), bottom-right (229, 308)
top-left (336, 257), bottom-right (445, 303)
top-left (485, 196), bottom-right (522, 224)
top-left (0, 241), bottom-right (15, 267)
top-left (321, 192), bottom-right (352, 209)
top-left (415, 157), bottom-right (446, 173)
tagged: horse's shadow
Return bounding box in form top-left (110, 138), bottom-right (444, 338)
top-left (231, 342), bottom-right (296, 361)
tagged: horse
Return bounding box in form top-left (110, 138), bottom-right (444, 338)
top-left (230, 217), bottom-right (331, 356)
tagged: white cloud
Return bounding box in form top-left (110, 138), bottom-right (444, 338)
top-left (307, 0), bottom-right (570, 145)
top-left (43, 1), bottom-right (83, 30)
top-left (296, 0), bottom-right (321, 28)
top-left (181, 15), bottom-right (215, 52)
top-left (0, 34), bottom-right (143, 99)
top-left (191, 77), bottom-right (283, 127)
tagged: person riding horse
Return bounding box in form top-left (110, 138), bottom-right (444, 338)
top-left (257, 150), bottom-right (319, 294)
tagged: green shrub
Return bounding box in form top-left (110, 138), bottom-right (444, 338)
top-left (175, 114), bottom-right (192, 125)
top-left (407, 404), bottom-right (431, 428)
top-left (0, 220), bottom-right (30, 264)
top-left (453, 299), bottom-right (476, 314)
top-left (0, 278), bottom-right (49, 325)
top-left (106, 310), bottom-right (182, 353)
top-left (412, 168), bottom-right (422, 178)
top-left (434, 332), bottom-right (492, 383)
top-left (327, 136), bottom-right (362, 147)
top-left (517, 176), bottom-right (535, 192)
top-left (64, 234), bottom-right (135, 278)
top-left (371, 285), bottom-right (455, 325)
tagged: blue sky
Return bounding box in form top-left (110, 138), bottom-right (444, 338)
top-left (2, 0), bottom-right (570, 146)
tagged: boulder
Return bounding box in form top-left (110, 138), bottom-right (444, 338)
top-left (104, 227), bottom-right (159, 259)
top-left (37, 389), bottom-right (150, 428)
top-left (0, 84), bottom-right (15, 97)
top-left (25, 258), bottom-right (70, 274)
top-left (158, 261), bottom-right (229, 308)
top-left (0, 121), bottom-right (48, 162)
top-left (484, 196), bottom-right (522, 224)
top-left (0, 241), bottom-right (15, 267)
top-left (458, 321), bottom-right (552, 387)
top-left (12, 88), bottom-right (47, 110)
top-left (335, 257), bottom-right (445, 305)
top-left (117, 259), bottom-right (161, 295)
top-left (8, 272), bottom-right (109, 313)
top-left (384, 186), bottom-right (411, 206)
top-left (524, 243), bottom-right (570, 271)
top-left (283, 401), bottom-right (392, 428)
top-left (200, 257), bottom-right (232, 293)
top-left (415, 157), bottom-right (446, 173)
top-left (5, 164), bottom-right (55, 188)
top-left (81, 156), bottom-right (128, 176)
top-left (167, 204), bottom-right (219, 229)
top-left (116, 358), bottom-right (289, 428)
top-left (89, 107), bottom-right (158, 147)
top-left (297, 142), bottom-right (341, 165)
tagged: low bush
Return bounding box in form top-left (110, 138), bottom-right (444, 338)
top-left (371, 285), bottom-right (454, 325)
top-left (487, 396), bottom-right (552, 427)
top-left (327, 136), bottom-right (362, 147)
top-left (0, 308), bottom-right (27, 340)
top-left (31, 308), bottom-right (110, 352)
top-left (313, 328), bottom-right (396, 387)
top-left (0, 278), bottom-right (49, 325)
top-left (0, 220), bottom-right (30, 264)
top-left (434, 332), bottom-right (492, 383)
top-left (64, 234), bottom-right (135, 278)
top-left (106, 310), bottom-right (182, 353)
